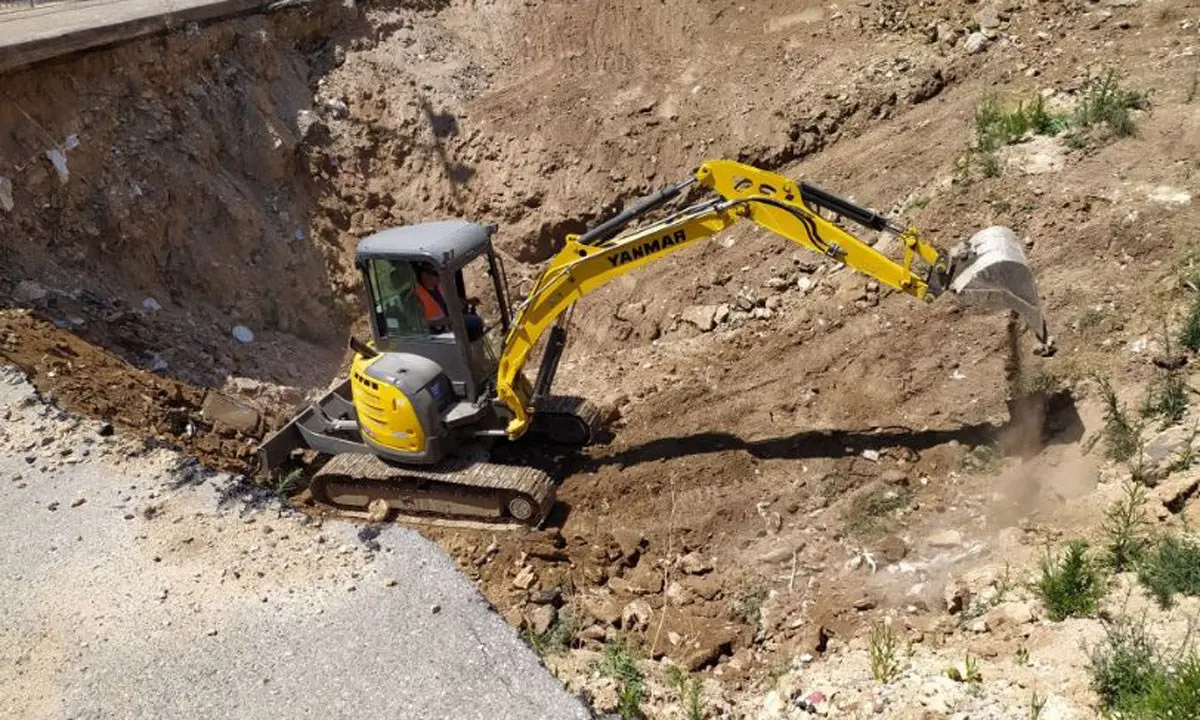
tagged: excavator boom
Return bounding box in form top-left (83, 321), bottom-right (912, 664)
top-left (496, 160), bottom-right (1047, 439)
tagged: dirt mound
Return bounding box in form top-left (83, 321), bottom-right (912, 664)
top-left (0, 310), bottom-right (259, 474)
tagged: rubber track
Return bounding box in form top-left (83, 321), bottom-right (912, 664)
top-left (313, 453), bottom-right (555, 518)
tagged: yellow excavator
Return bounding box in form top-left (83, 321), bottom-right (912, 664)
top-left (257, 160), bottom-right (1048, 526)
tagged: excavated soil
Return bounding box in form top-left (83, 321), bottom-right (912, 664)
top-left (4, 0), bottom-right (1200, 715)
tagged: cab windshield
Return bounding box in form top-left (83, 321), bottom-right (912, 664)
top-left (366, 258), bottom-right (436, 339)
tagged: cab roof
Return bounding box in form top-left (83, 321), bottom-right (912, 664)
top-left (355, 221), bottom-right (491, 270)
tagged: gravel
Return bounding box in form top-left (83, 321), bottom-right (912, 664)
top-left (0, 366), bottom-right (592, 720)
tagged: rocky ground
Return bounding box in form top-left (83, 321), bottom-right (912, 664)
top-left (3, 0), bottom-right (1200, 717)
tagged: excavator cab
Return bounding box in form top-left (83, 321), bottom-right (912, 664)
top-left (356, 221), bottom-right (513, 403)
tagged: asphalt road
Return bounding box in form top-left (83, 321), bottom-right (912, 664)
top-left (0, 0), bottom-right (274, 73)
top-left (0, 366), bottom-right (593, 719)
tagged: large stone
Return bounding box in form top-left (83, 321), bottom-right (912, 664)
top-left (680, 625), bottom-right (738, 670)
top-left (964, 31), bottom-right (989, 54)
top-left (611, 527), bottom-right (645, 559)
top-left (200, 392), bottom-right (261, 435)
top-left (527, 604), bottom-right (557, 635)
top-left (975, 4), bottom-right (1004, 29)
top-left (621, 599), bottom-right (652, 631)
top-left (927, 530), bottom-right (963, 548)
top-left (681, 305), bottom-right (719, 332)
top-left (1142, 426), bottom-right (1194, 472)
top-left (680, 551), bottom-right (713, 575)
top-left (684, 574), bottom-right (722, 601)
top-left (512, 565), bottom-right (537, 590)
top-left (584, 595), bottom-right (624, 625)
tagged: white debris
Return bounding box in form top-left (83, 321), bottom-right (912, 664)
top-left (142, 297), bottom-right (162, 312)
top-left (1146, 186), bottom-right (1192, 206)
top-left (232, 325), bottom-right (255, 344)
top-left (0, 175), bottom-right (12, 213)
top-left (964, 31), bottom-right (990, 54)
top-left (861, 449), bottom-right (881, 462)
top-left (1129, 337), bottom-right (1148, 353)
top-left (149, 354), bottom-right (169, 373)
top-left (45, 148), bottom-right (69, 184)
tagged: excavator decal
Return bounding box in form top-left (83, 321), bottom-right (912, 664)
top-left (606, 229), bottom-right (689, 267)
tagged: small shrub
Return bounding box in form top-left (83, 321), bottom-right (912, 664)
top-left (1142, 371), bottom-right (1189, 428)
top-left (1036, 539), bottom-right (1106, 621)
top-left (732, 583), bottom-right (769, 635)
top-left (868, 618), bottom-right (901, 684)
top-left (1096, 375), bottom-right (1141, 462)
top-left (1076, 307), bottom-right (1107, 331)
top-left (274, 468), bottom-right (303, 501)
top-left (667, 666), bottom-right (706, 720)
top-left (1104, 482), bottom-right (1151, 572)
top-left (1132, 651), bottom-right (1200, 717)
top-left (1030, 691), bottom-right (1048, 719)
top-left (595, 643), bottom-right (645, 720)
top-left (524, 610), bottom-right (579, 657)
top-left (1181, 296), bottom-right (1200, 353)
top-left (1089, 615), bottom-right (1161, 711)
top-left (1137, 534), bottom-right (1200, 608)
top-left (1072, 68), bottom-right (1151, 139)
top-left (844, 487), bottom-right (911, 538)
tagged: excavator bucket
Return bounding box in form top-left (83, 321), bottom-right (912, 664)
top-left (947, 226), bottom-right (1048, 342)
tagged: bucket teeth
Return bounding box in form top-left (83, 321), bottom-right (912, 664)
top-left (948, 226), bottom-right (1048, 342)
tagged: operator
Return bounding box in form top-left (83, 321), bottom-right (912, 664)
top-left (414, 262), bottom-right (485, 341)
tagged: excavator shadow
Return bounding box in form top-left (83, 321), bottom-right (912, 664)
top-left (576, 390), bottom-right (1084, 471)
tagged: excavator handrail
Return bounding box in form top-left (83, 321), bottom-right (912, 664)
top-left (493, 160), bottom-right (956, 440)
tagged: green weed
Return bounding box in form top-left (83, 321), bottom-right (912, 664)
top-left (1142, 371), bottom-right (1189, 429)
top-left (975, 94), bottom-right (1069, 152)
top-left (945, 652), bottom-right (982, 683)
top-left (1137, 534), bottom-right (1200, 609)
top-left (523, 610), bottom-right (579, 657)
top-left (1072, 68), bottom-right (1151, 139)
top-left (1076, 307), bottom-right (1107, 331)
top-left (1181, 296), bottom-right (1200, 353)
top-left (595, 642), bottom-right (645, 720)
top-left (732, 583), bottom-right (769, 635)
top-left (1096, 375), bottom-right (1142, 463)
top-left (1104, 482), bottom-right (1151, 573)
top-left (844, 487), bottom-right (911, 539)
top-left (1036, 539), bottom-right (1106, 621)
top-left (667, 666), bottom-right (706, 720)
top-left (1089, 615), bottom-right (1163, 712)
top-left (868, 618), bottom-right (901, 684)
top-left (274, 468), bottom-right (303, 502)
top-left (1030, 691), bottom-right (1048, 719)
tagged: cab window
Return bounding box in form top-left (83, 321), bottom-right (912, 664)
top-left (366, 259), bottom-right (429, 338)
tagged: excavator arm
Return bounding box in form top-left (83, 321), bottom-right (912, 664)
top-left (495, 159), bottom-right (1047, 439)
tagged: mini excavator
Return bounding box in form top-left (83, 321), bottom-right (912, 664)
top-left (257, 160), bottom-right (1048, 526)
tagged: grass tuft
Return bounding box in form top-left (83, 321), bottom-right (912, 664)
top-left (1182, 296), bottom-right (1200, 353)
top-left (1072, 68), bottom-right (1151, 139)
top-left (868, 618), bottom-right (901, 684)
top-left (1137, 534), bottom-right (1200, 609)
top-left (1096, 375), bottom-right (1142, 463)
top-left (844, 487), bottom-right (911, 539)
top-left (1036, 539), bottom-right (1106, 621)
top-left (524, 610), bottom-right (579, 657)
top-left (667, 666), bottom-right (706, 720)
top-left (1103, 482), bottom-right (1151, 573)
top-left (1142, 371), bottom-right (1189, 429)
top-left (1090, 615), bottom-right (1162, 711)
top-left (594, 642), bottom-right (645, 720)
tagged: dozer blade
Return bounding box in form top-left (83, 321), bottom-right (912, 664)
top-left (947, 226), bottom-right (1048, 342)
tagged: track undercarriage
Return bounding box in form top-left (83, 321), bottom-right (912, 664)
top-left (262, 387), bottom-right (602, 527)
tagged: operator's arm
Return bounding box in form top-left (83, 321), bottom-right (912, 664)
top-left (495, 160), bottom-right (953, 439)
